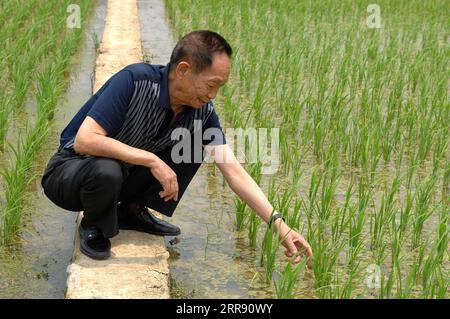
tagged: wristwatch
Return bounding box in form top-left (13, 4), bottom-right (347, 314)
top-left (269, 210), bottom-right (285, 226)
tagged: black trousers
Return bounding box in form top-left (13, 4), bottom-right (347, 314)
top-left (41, 146), bottom-right (202, 238)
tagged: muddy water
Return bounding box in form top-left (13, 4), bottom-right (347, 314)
top-left (0, 0), bottom-right (107, 298)
top-left (138, 0), bottom-right (282, 298)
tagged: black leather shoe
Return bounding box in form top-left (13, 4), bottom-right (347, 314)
top-left (118, 203), bottom-right (180, 236)
top-left (78, 222), bottom-right (111, 260)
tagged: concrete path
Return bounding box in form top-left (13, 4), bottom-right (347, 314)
top-left (65, 0), bottom-right (170, 299)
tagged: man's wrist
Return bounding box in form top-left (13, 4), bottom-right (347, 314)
top-left (146, 152), bottom-right (159, 169)
top-left (269, 210), bottom-right (285, 227)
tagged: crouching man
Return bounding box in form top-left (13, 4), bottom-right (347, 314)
top-left (41, 30), bottom-right (312, 264)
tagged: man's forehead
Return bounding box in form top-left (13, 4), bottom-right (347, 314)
top-left (203, 58), bottom-right (230, 82)
top-left (203, 75), bottom-right (228, 86)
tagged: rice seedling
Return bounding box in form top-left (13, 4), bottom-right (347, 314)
top-left (286, 197), bottom-right (303, 231)
top-left (378, 266), bottom-right (396, 299)
top-left (370, 177), bottom-right (400, 252)
top-left (0, 94), bottom-right (12, 151)
top-left (412, 174), bottom-right (437, 248)
top-left (275, 186), bottom-right (295, 219)
top-left (234, 198), bottom-right (247, 231)
top-left (398, 191), bottom-right (413, 241)
top-left (273, 258), bottom-right (308, 299)
top-left (310, 225), bottom-right (346, 298)
top-left (0, 124), bottom-right (47, 245)
top-left (248, 210), bottom-right (261, 249)
top-left (420, 242), bottom-right (443, 299)
top-left (317, 164), bottom-right (340, 222)
top-left (259, 211), bottom-right (283, 284)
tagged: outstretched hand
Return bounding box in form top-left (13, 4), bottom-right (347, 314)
top-left (275, 220), bottom-right (313, 268)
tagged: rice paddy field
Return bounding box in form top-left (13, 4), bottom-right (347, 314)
top-left (0, 0), bottom-right (101, 297)
top-left (0, 0), bottom-right (96, 245)
top-left (0, 0), bottom-right (97, 242)
top-left (0, 0), bottom-right (448, 299)
top-left (165, 0), bottom-right (449, 298)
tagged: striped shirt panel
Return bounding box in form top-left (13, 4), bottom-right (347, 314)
top-left (114, 80), bottom-right (214, 153)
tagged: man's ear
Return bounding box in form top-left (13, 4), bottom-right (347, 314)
top-left (176, 61), bottom-right (191, 78)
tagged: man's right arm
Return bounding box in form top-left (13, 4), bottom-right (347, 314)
top-left (74, 115), bottom-right (158, 167)
top-left (74, 116), bottom-right (179, 202)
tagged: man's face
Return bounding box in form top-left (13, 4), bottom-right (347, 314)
top-left (176, 53), bottom-right (230, 108)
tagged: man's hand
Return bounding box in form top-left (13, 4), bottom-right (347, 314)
top-left (275, 220), bottom-right (313, 268)
top-left (149, 157), bottom-right (179, 202)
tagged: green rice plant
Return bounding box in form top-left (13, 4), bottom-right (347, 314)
top-left (266, 178), bottom-right (277, 204)
top-left (397, 258), bottom-right (420, 299)
top-left (370, 177), bottom-right (400, 251)
top-left (420, 245), bottom-right (441, 298)
top-left (260, 211), bottom-right (282, 284)
top-left (433, 205), bottom-right (448, 268)
top-left (317, 164), bottom-right (340, 222)
top-left (412, 174), bottom-right (437, 248)
top-left (308, 166), bottom-right (322, 214)
top-left (0, 94), bottom-right (12, 151)
top-left (405, 161), bottom-right (417, 191)
top-left (10, 57), bottom-right (30, 109)
top-left (433, 269), bottom-right (448, 299)
top-left (413, 208), bottom-right (448, 299)
top-left (398, 191), bottom-right (413, 241)
top-left (443, 165), bottom-right (450, 203)
top-left (311, 109), bottom-right (325, 163)
top-left (248, 210), bottom-right (261, 249)
top-left (286, 197), bottom-right (303, 231)
top-left (273, 258), bottom-right (308, 299)
top-left (310, 223), bottom-right (346, 298)
top-left (413, 112), bottom-right (435, 165)
top-left (331, 183), bottom-right (353, 244)
top-left (348, 204), bottom-right (365, 258)
top-left (234, 198), bottom-right (248, 231)
top-left (378, 266), bottom-right (396, 299)
top-left (279, 130), bottom-right (291, 174)
top-left (0, 124), bottom-right (47, 245)
top-left (247, 161), bottom-right (262, 185)
top-left (275, 186), bottom-right (295, 219)
top-left (333, 251), bottom-right (364, 299)
top-left (432, 128), bottom-right (449, 174)
top-left (390, 216), bottom-right (405, 297)
top-left (290, 147), bottom-right (304, 186)
top-left (36, 63), bottom-right (65, 121)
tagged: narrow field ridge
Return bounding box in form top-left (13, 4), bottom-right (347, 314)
top-left (65, 0), bottom-right (170, 299)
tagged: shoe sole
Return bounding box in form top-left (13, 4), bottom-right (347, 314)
top-left (79, 242), bottom-right (111, 260)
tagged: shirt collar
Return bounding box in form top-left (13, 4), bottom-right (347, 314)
top-left (157, 63), bottom-right (171, 109)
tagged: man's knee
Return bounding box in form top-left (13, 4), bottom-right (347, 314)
top-left (85, 158), bottom-right (125, 189)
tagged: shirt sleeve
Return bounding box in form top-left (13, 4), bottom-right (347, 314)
top-left (86, 70), bottom-right (135, 137)
top-left (202, 106), bottom-right (227, 145)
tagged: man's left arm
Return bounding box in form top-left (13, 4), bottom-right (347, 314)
top-left (204, 144), bottom-right (313, 265)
